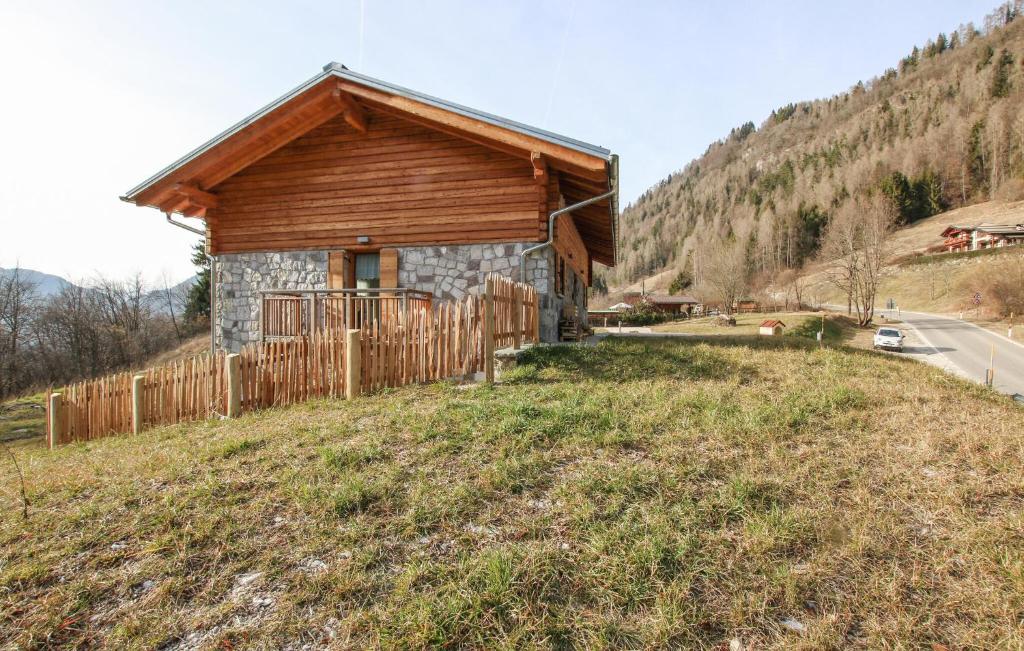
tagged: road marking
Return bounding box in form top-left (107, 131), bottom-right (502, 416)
top-left (951, 316), bottom-right (1024, 352)
top-left (898, 316), bottom-right (974, 382)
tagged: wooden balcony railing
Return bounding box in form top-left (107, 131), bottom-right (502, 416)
top-left (259, 288), bottom-right (434, 340)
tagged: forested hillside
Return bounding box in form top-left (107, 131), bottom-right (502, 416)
top-left (599, 1), bottom-right (1024, 293)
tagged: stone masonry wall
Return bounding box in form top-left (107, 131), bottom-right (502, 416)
top-left (214, 243), bottom-right (585, 351)
top-left (215, 251), bottom-right (328, 352)
top-left (396, 243), bottom-right (583, 343)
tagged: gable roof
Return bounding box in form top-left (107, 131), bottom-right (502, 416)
top-left (120, 63), bottom-right (618, 265)
top-left (646, 294), bottom-right (698, 305)
top-left (942, 223), bottom-right (1024, 237)
top-left (760, 319), bottom-right (786, 328)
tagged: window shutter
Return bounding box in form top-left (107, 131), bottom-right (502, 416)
top-left (328, 251), bottom-right (346, 289)
top-left (379, 248), bottom-right (399, 289)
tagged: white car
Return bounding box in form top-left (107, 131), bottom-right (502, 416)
top-left (873, 327), bottom-right (905, 352)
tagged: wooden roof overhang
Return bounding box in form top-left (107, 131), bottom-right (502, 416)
top-left (121, 63), bottom-right (618, 265)
top-left (940, 225), bottom-right (970, 237)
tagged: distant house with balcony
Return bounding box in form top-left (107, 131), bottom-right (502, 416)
top-left (121, 63), bottom-right (619, 350)
top-left (940, 223), bottom-right (1024, 253)
top-left (623, 292), bottom-right (699, 316)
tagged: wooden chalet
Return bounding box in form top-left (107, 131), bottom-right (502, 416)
top-left (122, 63), bottom-right (618, 350)
top-left (940, 223), bottom-right (1024, 253)
top-left (623, 292), bottom-right (699, 316)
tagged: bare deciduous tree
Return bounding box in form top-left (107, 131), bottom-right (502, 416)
top-left (0, 268), bottom-right (38, 397)
top-left (696, 235), bottom-right (750, 314)
top-left (821, 195), bottom-right (897, 326)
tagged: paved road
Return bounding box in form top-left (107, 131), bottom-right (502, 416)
top-left (879, 309), bottom-right (1024, 399)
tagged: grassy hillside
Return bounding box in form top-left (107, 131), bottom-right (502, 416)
top-left (2, 339), bottom-right (1022, 648)
top-left (809, 246), bottom-right (1024, 314)
top-left (885, 199), bottom-right (1024, 258)
top-left (601, 6), bottom-right (1024, 291)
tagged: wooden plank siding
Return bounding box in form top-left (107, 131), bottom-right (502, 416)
top-left (207, 110), bottom-right (547, 255)
top-left (553, 212), bottom-right (590, 284)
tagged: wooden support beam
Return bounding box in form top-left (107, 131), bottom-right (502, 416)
top-left (160, 195), bottom-right (192, 213)
top-left (174, 183), bottom-right (220, 208)
top-left (530, 152), bottom-right (548, 185)
top-left (182, 203), bottom-right (207, 219)
top-left (333, 87), bottom-right (368, 133)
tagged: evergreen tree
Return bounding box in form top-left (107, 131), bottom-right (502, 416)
top-left (977, 44), bottom-right (995, 70)
top-left (968, 120), bottom-right (989, 197)
top-left (668, 268), bottom-right (693, 295)
top-left (991, 49), bottom-right (1014, 98)
top-left (184, 240), bottom-right (211, 323)
top-left (793, 203), bottom-right (828, 265)
top-left (913, 170), bottom-right (946, 218)
top-left (880, 172), bottom-right (913, 222)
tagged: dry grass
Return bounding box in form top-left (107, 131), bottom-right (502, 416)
top-left (1, 338), bottom-right (1022, 649)
top-left (147, 334), bottom-right (213, 368)
top-left (807, 248), bottom-right (1023, 316)
top-left (650, 311), bottom-right (830, 337)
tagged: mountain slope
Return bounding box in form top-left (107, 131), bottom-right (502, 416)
top-left (603, 4), bottom-right (1024, 291)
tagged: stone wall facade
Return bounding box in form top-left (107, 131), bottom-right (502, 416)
top-left (214, 243), bottom-right (586, 351)
top-left (215, 250), bottom-right (329, 352)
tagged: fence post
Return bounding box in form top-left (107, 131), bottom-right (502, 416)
top-left (484, 277), bottom-right (495, 383)
top-left (533, 291), bottom-right (540, 343)
top-left (346, 328), bottom-right (361, 399)
top-left (132, 374), bottom-right (145, 435)
top-left (310, 293), bottom-right (318, 337)
top-left (513, 286), bottom-right (522, 350)
top-left (48, 392), bottom-right (62, 449)
top-left (226, 353), bottom-right (241, 418)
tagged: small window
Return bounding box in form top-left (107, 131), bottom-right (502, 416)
top-left (355, 253), bottom-right (380, 290)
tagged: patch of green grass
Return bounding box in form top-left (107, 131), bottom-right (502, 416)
top-left (0, 394), bottom-right (46, 444)
top-left (1, 338), bottom-right (1022, 649)
top-left (785, 313), bottom-right (852, 345)
top-left (212, 437), bottom-right (265, 459)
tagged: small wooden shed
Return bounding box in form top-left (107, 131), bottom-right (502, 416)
top-left (759, 319), bottom-right (785, 336)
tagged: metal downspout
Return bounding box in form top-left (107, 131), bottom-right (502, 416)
top-left (519, 154), bottom-right (619, 283)
top-left (165, 214), bottom-right (216, 358)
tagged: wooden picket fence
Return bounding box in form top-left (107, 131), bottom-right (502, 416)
top-left (490, 274), bottom-right (539, 349)
top-left (360, 292), bottom-right (487, 392)
top-left (237, 330), bottom-right (349, 411)
top-left (45, 274), bottom-right (538, 447)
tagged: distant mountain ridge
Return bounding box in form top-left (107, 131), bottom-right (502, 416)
top-left (0, 268), bottom-right (73, 297)
top-left (601, 2), bottom-right (1024, 292)
top-left (0, 267), bottom-right (196, 310)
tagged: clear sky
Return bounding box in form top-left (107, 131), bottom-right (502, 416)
top-left (0, 0), bottom-right (997, 283)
